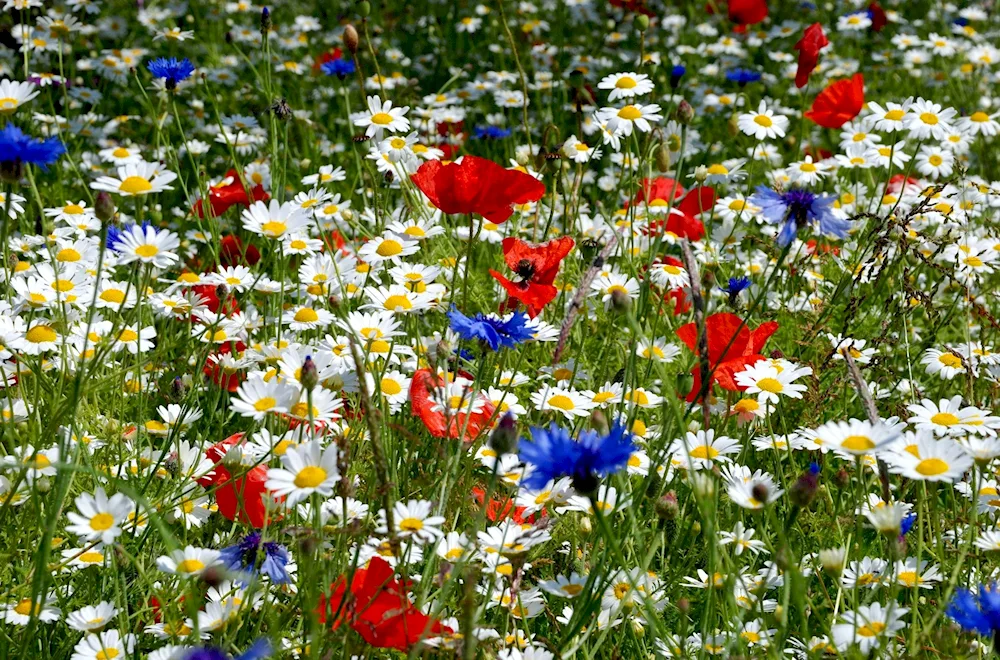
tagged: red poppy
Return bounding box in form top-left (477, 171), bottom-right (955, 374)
top-left (219, 234), bottom-right (261, 268)
top-left (632, 176), bottom-right (685, 208)
top-left (409, 368), bottom-right (496, 443)
top-left (312, 47), bottom-right (344, 73)
top-left (675, 312), bottom-right (779, 402)
top-left (409, 156), bottom-right (545, 224)
top-left (794, 23), bottom-right (829, 89)
top-left (728, 0), bottom-right (767, 26)
top-left (804, 73), bottom-right (865, 129)
top-left (471, 486), bottom-right (540, 525)
top-left (198, 433), bottom-right (274, 528)
top-left (868, 1), bottom-right (887, 31)
top-left (318, 557), bottom-right (452, 651)
top-left (489, 236), bottom-right (574, 318)
top-left (643, 186), bottom-right (716, 242)
top-left (192, 169), bottom-right (269, 219)
top-left (190, 283), bottom-right (240, 315)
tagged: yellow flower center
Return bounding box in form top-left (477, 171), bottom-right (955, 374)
top-left (371, 112), bottom-right (394, 125)
top-left (260, 221), bottom-right (287, 237)
top-left (89, 512), bottom-right (115, 531)
top-left (381, 378), bottom-right (402, 395)
top-left (119, 176), bottom-right (153, 194)
top-left (756, 377), bottom-right (783, 393)
top-left (689, 445), bottom-right (719, 460)
top-left (253, 396), bottom-right (277, 412)
top-left (547, 394), bottom-right (575, 410)
top-left (26, 325), bottom-right (57, 344)
top-left (919, 112), bottom-right (939, 125)
top-left (135, 244), bottom-right (159, 258)
top-left (294, 308), bottom-right (319, 323)
top-left (383, 295), bottom-right (412, 310)
top-left (376, 239), bottom-right (403, 257)
top-left (617, 105), bottom-right (642, 120)
top-left (176, 558), bottom-right (205, 573)
top-left (56, 248), bottom-right (82, 262)
top-left (615, 76), bottom-right (637, 89)
top-left (118, 329), bottom-right (138, 342)
top-left (841, 435), bottom-right (874, 452)
top-left (112, 147), bottom-right (131, 159)
top-left (915, 458), bottom-right (949, 476)
top-left (753, 115), bottom-right (773, 127)
top-left (294, 466), bottom-right (328, 488)
top-left (399, 517), bottom-right (424, 532)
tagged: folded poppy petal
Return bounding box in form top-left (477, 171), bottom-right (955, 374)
top-left (794, 23), bottom-right (829, 88)
top-left (213, 464), bottom-right (271, 528)
top-left (676, 186), bottom-right (717, 218)
top-left (805, 73), bottom-right (865, 129)
top-left (409, 368), bottom-right (496, 442)
top-left (632, 176), bottom-right (685, 210)
top-left (677, 313), bottom-right (779, 401)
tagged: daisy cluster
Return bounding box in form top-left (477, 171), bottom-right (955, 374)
top-left (4, 0), bottom-right (1000, 658)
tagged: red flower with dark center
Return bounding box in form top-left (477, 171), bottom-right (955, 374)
top-left (794, 23), bottom-right (829, 89)
top-left (489, 236), bottom-right (574, 318)
top-left (728, 0), bottom-right (768, 26)
top-left (409, 368), bottom-right (496, 442)
top-left (409, 156), bottom-right (546, 224)
top-left (675, 312), bottom-right (779, 402)
top-left (192, 169), bottom-right (269, 219)
top-left (318, 557), bottom-right (452, 651)
top-left (198, 433), bottom-right (274, 528)
top-left (471, 486), bottom-right (541, 525)
top-left (805, 73), bottom-right (865, 129)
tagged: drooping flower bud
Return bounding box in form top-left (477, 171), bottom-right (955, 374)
top-left (675, 99), bottom-right (694, 125)
top-left (343, 24), bottom-right (360, 55)
top-left (789, 462), bottom-right (820, 509)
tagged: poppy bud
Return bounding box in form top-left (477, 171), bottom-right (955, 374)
top-left (301, 355), bottom-right (319, 391)
top-left (589, 409), bottom-right (609, 436)
top-left (215, 283), bottom-right (229, 301)
top-left (609, 287), bottom-right (632, 313)
top-left (789, 462), bottom-right (820, 508)
top-left (675, 99), bottom-right (694, 125)
top-left (260, 7), bottom-right (271, 33)
top-left (751, 482), bottom-right (769, 506)
top-left (769, 348), bottom-right (784, 359)
top-left (677, 597), bottom-right (690, 614)
top-left (654, 142), bottom-right (670, 172)
top-left (357, 0), bottom-right (371, 17)
top-left (656, 491), bottom-right (678, 520)
top-left (634, 14), bottom-right (649, 32)
top-left (489, 413), bottom-right (518, 455)
top-left (170, 376), bottom-right (186, 402)
top-left (200, 564), bottom-right (226, 588)
top-left (833, 468), bottom-right (849, 489)
top-left (343, 24), bottom-right (360, 55)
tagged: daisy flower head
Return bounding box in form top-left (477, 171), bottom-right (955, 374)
top-left (108, 223), bottom-right (180, 269)
top-left (734, 361), bottom-right (811, 405)
top-left (264, 440), bottom-right (340, 506)
top-left (65, 488), bottom-right (135, 545)
top-left (0, 79), bottom-right (40, 115)
top-left (354, 94), bottom-right (411, 139)
top-left (376, 499), bottom-right (446, 543)
top-left (674, 429), bottom-right (741, 470)
top-left (816, 418), bottom-right (900, 458)
top-left (737, 101), bottom-right (789, 140)
top-left (884, 432), bottom-right (972, 482)
top-left (599, 102), bottom-right (662, 136)
top-left (597, 71), bottom-right (654, 101)
top-left (156, 546), bottom-right (221, 578)
top-left (91, 162), bottom-right (176, 196)
top-left (242, 199), bottom-right (311, 239)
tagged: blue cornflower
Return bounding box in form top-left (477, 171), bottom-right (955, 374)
top-left (475, 125), bottom-right (512, 140)
top-left (147, 57), bottom-right (195, 89)
top-left (947, 583), bottom-right (1000, 637)
top-left (726, 68), bottom-right (762, 86)
top-left (184, 639), bottom-right (271, 660)
top-left (670, 64), bottom-right (686, 88)
top-left (320, 57), bottom-right (355, 78)
top-left (748, 185), bottom-right (851, 247)
top-left (219, 532), bottom-right (291, 584)
top-left (106, 220), bottom-right (152, 252)
top-left (721, 276), bottom-right (751, 305)
top-left (519, 423), bottom-right (636, 493)
top-left (447, 307), bottom-right (533, 351)
top-left (0, 124), bottom-right (65, 173)
top-left (900, 512), bottom-right (917, 537)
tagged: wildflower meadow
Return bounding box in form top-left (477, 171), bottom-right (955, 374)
top-left (4, 0), bottom-right (1000, 657)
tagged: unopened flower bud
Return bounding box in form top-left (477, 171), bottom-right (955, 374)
top-left (833, 468), bottom-right (849, 489)
top-left (578, 515), bottom-right (592, 535)
top-left (260, 7), bottom-right (271, 33)
top-left (677, 597), bottom-right (690, 614)
top-left (568, 69), bottom-right (584, 90)
top-left (693, 164), bottom-right (708, 183)
top-left (95, 191), bottom-right (115, 222)
top-left (201, 564), bottom-right (226, 588)
top-left (727, 114), bottom-right (740, 137)
top-left (215, 283), bottom-right (229, 301)
top-left (36, 476), bottom-right (52, 493)
top-left (0, 160), bottom-right (23, 184)
top-left (170, 376), bottom-right (186, 402)
top-left (301, 355), bottom-right (319, 391)
top-left (489, 413), bottom-right (518, 455)
top-left (819, 546), bottom-right (847, 576)
top-left (656, 491), bottom-right (679, 520)
top-left (589, 409), bottom-right (609, 437)
top-left (654, 142), bottom-right (671, 172)
top-left (751, 482), bottom-right (770, 506)
top-left (343, 24), bottom-right (360, 55)
top-left (357, 0), bottom-right (371, 17)
top-left (675, 99), bottom-right (694, 125)
top-left (634, 14), bottom-right (649, 32)
top-left (789, 462), bottom-right (820, 509)
top-left (610, 287), bottom-right (632, 313)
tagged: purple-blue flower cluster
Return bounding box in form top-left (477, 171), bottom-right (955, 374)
top-left (749, 185), bottom-right (851, 247)
top-left (519, 422), bottom-right (636, 493)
